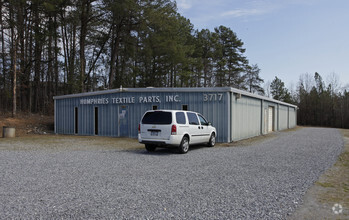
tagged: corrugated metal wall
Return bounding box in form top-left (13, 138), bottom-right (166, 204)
top-left (230, 96), bottom-right (297, 141)
top-left (231, 94), bottom-right (261, 141)
top-left (279, 105), bottom-right (288, 130)
top-left (55, 91), bottom-right (231, 142)
top-left (288, 107), bottom-right (297, 128)
top-left (55, 98), bottom-right (76, 134)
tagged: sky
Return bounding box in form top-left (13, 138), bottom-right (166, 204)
top-left (176, 0), bottom-right (349, 90)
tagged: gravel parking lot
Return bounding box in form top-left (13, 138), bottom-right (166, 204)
top-left (0, 127), bottom-right (344, 219)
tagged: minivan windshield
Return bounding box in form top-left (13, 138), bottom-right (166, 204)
top-left (142, 111), bottom-right (172, 124)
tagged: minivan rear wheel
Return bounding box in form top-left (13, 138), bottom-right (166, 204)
top-left (145, 144), bottom-right (156, 152)
top-left (208, 133), bottom-right (215, 147)
top-left (178, 136), bottom-right (189, 154)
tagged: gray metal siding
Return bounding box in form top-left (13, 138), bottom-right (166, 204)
top-left (289, 107), bottom-right (297, 128)
top-left (279, 105), bottom-right (288, 130)
top-left (56, 98), bottom-right (75, 134)
top-left (231, 95), bottom-right (261, 141)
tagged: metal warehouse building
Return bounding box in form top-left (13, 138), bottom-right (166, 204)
top-left (53, 87), bottom-right (297, 142)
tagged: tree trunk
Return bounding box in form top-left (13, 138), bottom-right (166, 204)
top-left (9, 2), bottom-right (17, 117)
top-left (60, 13), bottom-right (68, 94)
top-left (12, 37), bottom-right (18, 117)
top-left (79, 0), bottom-right (90, 93)
top-left (109, 30), bottom-right (119, 89)
top-left (0, 1), bottom-right (6, 111)
top-left (33, 3), bottom-right (41, 113)
top-left (54, 15), bottom-right (59, 95)
top-left (70, 25), bottom-right (76, 94)
top-left (19, 2), bottom-right (29, 112)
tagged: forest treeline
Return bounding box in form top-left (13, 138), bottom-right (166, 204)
top-left (0, 1), bottom-right (348, 128)
top-left (0, 0), bottom-right (264, 115)
top-left (268, 72), bottom-right (349, 129)
top-left (296, 73), bottom-right (349, 128)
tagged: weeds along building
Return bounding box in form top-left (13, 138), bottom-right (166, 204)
top-left (53, 87), bottom-right (297, 142)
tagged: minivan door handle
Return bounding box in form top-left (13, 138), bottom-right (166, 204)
top-left (198, 126), bottom-right (201, 129)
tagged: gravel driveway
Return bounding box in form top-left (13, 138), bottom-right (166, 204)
top-left (0, 127), bottom-right (343, 219)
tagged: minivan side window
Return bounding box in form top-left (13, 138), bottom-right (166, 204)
top-left (187, 112), bottom-right (199, 125)
top-left (198, 114), bottom-right (209, 126)
top-left (176, 112), bottom-right (186, 124)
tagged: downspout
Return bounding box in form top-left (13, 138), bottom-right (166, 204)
top-left (277, 104), bottom-right (280, 131)
top-left (260, 99), bottom-right (264, 135)
top-left (287, 106), bottom-right (290, 129)
top-left (229, 91), bottom-right (232, 142)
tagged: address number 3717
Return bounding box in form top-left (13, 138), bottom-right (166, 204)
top-left (203, 93), bottom-right (223, 102)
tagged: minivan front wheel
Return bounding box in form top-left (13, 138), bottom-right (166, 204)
top-left (145, 144), bottom-right (156, 152)
top-left (208, 133), bottom-right (215, 147)
top-left (178, 136), bottom-right (189, 154)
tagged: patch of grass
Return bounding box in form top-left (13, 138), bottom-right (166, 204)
top-left (316, 182), bottom-right (335, 188)
top-left (344, 183), bottom-right (349, 193)
top-left (0, 135), bottom-right (144, 151)
top-left (312, 129), bottom-right (349, 217)
top-left (338, 151), bottom-right (349, 167)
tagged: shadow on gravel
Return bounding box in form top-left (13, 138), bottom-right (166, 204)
top-left (133, 148), bottom-right (175, 156)
top-left (133, 144), bottom-right (209, 155)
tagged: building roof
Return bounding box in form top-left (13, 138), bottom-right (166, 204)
top-left (53, 87), bottom-right (298, 108)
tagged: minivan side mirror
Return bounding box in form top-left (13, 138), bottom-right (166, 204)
top-left (208, 122), bottom-right (212, 126)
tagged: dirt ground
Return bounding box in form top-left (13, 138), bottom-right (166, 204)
top-left (0, 113), bottom-right (54, 137)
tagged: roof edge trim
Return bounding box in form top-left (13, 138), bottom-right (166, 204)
top-left (53, 87), bottom-right (298, 108)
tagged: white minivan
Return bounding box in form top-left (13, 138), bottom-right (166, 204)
top-left (138, 110), bottom-right (216, 153)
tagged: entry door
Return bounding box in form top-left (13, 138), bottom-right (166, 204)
top-left (94, 107), bottom-right (99, 135)
top-left (118, 105), bottom-right (129, 137)
top-left (264, 108), bottom-right (268, 134)
top-left (74, 107), bottom-right (78, 134)
top-left (268, 106), bottom-right (274, 132)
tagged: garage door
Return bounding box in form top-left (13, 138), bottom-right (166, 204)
top-left (268, 106), bottom-right (274, 132)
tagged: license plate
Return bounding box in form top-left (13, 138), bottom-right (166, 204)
top-left (151, 131), bottom-right (158, 136)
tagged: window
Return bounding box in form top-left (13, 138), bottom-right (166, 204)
top-left (176, 112), bottom-right (186, 124)
top-left (152, 105), bottom-right (158, 110)
top-left (198, 114), bottom-right (208, 126)
top-left (182, 105), bottom-right (188, 111)
top-left (142, 111), bottom-right (172, 124)
top-left (187, 112), bottom-right (199, 125)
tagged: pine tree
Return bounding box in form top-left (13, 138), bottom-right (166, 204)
top-left (245, 64), bottom-right (264, 95)
top-left (212, 26), bottom-right (248, 88)
top-left (270, 76), bottom-right (291, 102)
